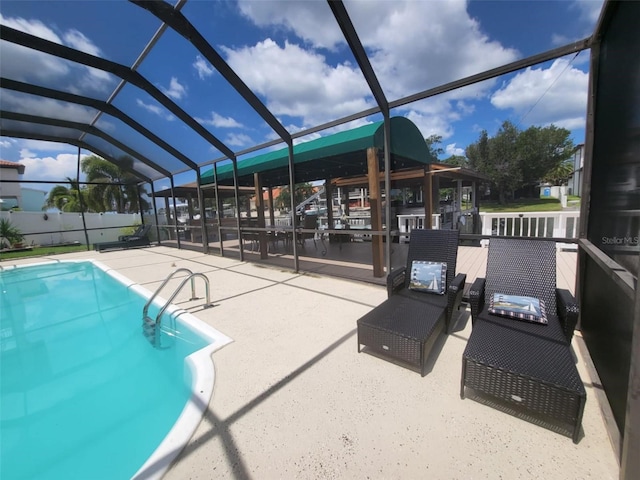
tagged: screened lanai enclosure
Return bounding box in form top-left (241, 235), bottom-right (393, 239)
top-left (0, 1), bottom-right (639, 478)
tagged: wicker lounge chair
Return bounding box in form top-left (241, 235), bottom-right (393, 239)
top-left (94, 224), bottom-right (152, 252)
top-left (117, 224), bottom-right (148, 241)
top-left (461, 238), bottom-right (585, 442)
top-left (357, 229), bottom-right (466, 376)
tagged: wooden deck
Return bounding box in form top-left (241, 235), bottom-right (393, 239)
top-left (165, 236), bottom-right (578, 296)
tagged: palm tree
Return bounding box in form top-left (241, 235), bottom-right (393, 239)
top-left (44, 177), bottom-right (87, 212)
top-left (543, 160), bottom-right (574, 186)
top-left (82, 155), bottom-right (148, 213)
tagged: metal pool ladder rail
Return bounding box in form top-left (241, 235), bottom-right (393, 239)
top-left (142, 268), bottom-right (212, 348)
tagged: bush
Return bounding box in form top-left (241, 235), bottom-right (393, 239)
top-left (0, 218), bottom-right (25, 248)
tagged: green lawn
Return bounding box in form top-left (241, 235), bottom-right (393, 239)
top-left (480, 198), bottom-right (564, 212)
top-left (0, 244), bottom-right (88, 261)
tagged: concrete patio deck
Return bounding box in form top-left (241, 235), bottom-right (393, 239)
top-left (5, 246), bottom-right (617, 479)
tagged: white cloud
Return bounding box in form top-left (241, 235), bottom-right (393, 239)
top-left (193, 55), bottom-right (215, 79)
top-left (0, 14), bottom-right (70, 82)
top-left (405, 109), bottom-right (455, 140)
top-left (161, 77), bottom-right (187, 100)
top-left (553, 1), bottom-right (603, 46)
top-left (233, 0), bottom-right (519, 138)
top-left (0, 14), bottom-right (113, 92)
top-left (63, 29), bottom-right (102, 56)
top-left (18, 152), bottom-right (87, 182)
top-left (19, 140), bottom-right (75, 153)
top-left (445, 143), bottom-right (465, 157)
top-left (350, 1), bottom-right (519, 100)
top-left (62, 29), bottom-right (113, 88)
top-left (136, 99), bottom-right (175, 121)
top-left (551, 33), bottom-right (571, 46)
top-left (223, 39), bottom-right (372, 127)
top-left (490, 58), bottom-right (588, 130)
top-left (196, 112), bottom-right (243, 128)
top-left (0, 139), bottom-right (15, 148)
top-left (238, 0), bottom-right (341, 50)
top-left (1, 90), bottom-right (96, 123)
top-left (0, 13), bottom-right (61, 42)
top-left (225, 133), bottom-right (253, 147)
top-left (571, 0), bottom-right (605, 24)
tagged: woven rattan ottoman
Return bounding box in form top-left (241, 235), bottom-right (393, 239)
top-left (357, 294), bottom-right (446, 376)
top-left (461, 316), bottom-right (586, 442)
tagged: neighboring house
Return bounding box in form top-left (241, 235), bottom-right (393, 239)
top-left (568, 144), bottom-right (584, 197)
top-left (0, 160), bottom-right (47, 211)
top-left (21, 187), bottom-right (48, 211)
top-left (0, 160), bottom-right (25, 210)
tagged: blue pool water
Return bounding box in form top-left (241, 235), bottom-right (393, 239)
top-left (0, 261), bottom-right (212, 479)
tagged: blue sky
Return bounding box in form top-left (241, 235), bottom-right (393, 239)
top-left (0, 0), bottom-right (604, 195)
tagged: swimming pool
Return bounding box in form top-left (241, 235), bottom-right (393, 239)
top-left (0, 260), bottom-right (232, 479)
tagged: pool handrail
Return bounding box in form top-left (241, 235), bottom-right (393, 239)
top-left (153, 273), bottom-right (211, 347)
top-left (142, 268), bottom-right (196, 319)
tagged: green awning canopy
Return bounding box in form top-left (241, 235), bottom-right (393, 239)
top-left (201, 116), bottom-right (434, 187)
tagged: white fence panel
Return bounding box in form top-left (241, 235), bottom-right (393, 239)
top-left (0, 211), bottom-right (141, 246)
top-left (397, 214), bottom-right (441, 243)
top-left (478, 211), bottom-right (579, 249)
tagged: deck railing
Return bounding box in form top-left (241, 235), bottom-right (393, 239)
top-left (397, 214), bottom-right (442, 243)
top-left (479, 211), bottom-right (579, 249)
top-left (394, 211), bottom-right (580, 249)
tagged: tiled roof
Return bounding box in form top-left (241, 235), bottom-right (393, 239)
top-left (0, 160), bottom-right (26, 174)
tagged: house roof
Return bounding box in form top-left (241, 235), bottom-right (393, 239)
top-left (0, 160), bottom-right (25, 174)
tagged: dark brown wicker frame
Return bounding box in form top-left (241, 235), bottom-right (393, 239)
top-left (461, 238), bottom-right (585, 442)
top-left (357, 229), bottom-right (466, 376)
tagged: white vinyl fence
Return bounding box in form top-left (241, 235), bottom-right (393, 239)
top-left (479, 211), bottom-right (579, 249)
top-left (0, 211), bottom-right (142, 247)
top-left (392, 211), bottom-right (579, 249)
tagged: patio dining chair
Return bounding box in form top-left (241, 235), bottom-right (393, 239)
top-left (296, 213), bottom-right (318, 248)
top-left (357, 228), bottom-right (466, 376)
top-left (461, 238), bottom-right (585, 442)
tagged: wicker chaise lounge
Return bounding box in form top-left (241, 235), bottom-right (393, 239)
top-left (94, 224), bottom-right (152, 252)
top-left (357, 229), bottom-right (466, 376)
top-left (461, 238), bottom-right (585, 442)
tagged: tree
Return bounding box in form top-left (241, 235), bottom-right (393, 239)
top-left (82, 155), bottom-right (148, 213)
top-left (487, 121), bottom-right (522, 204)
top-left (543, 159), bottom-right (574, 185)
top-left (425, 134), bottom-right (444, 159)
top-left (275, 183), bottom-right (316, 211)
top-left (442, 155), bottom-right (469, 167)
top-left (517, 125), bottom-right (574, 184)
top-left (465, 121), bottom-right (574, 204)
top-left (44, 177), bottom-right (88, 212)
top-left (466, 130), bottom-right (489, 172)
